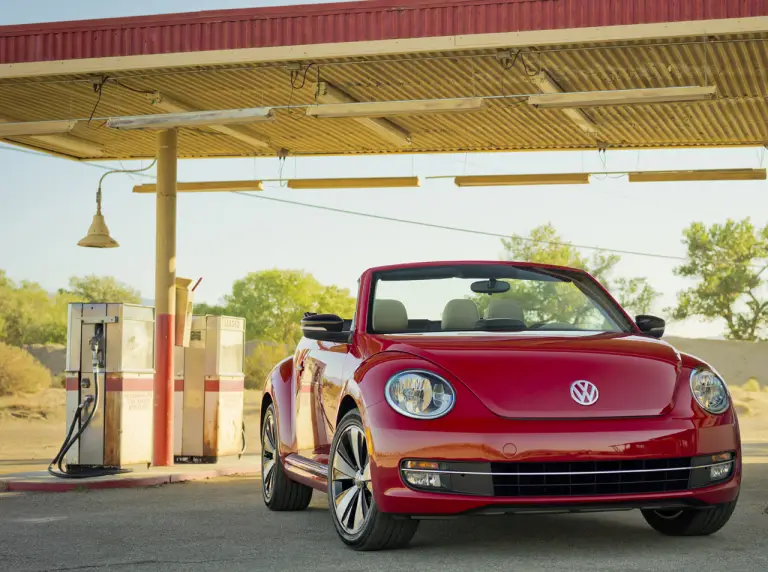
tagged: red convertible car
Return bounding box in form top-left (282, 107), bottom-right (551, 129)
top-left (260, 261), bottom-right (740, 551)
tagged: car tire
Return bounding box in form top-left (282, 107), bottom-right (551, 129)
top-left (641, 500), bottom-right (738, 536)
top-left (328, 409), bottom-right (419, 551)
top-left (261, 403), bottom-right (313, 511)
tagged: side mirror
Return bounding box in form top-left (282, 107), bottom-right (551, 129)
top-left (300, 313), bottom-right (350, 343)
top-left (636, 315), bottom-right (665, 339)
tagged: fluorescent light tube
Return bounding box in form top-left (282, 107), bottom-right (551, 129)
top-left (528, 86), bottom-right (716, 109)
top-left (287, 177), bottom-right (420, 189)
top-left (628, 168), bottom-right (766, 183)
top-left (0, 119), bottom-right (77, 137)
top-left (305, 98), bottom-right (485, 119)
top-left (107, 107), bottom-right (275, 130)
top-left (454, 173), bottom-right (591, 187)
top-left (133, 181), bottom-right (264, 193)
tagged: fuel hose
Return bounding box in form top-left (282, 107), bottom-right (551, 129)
top-left (48, 327), bottom-right (133, 479)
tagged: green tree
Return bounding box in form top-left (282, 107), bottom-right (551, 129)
top-left (244, 342), bottom-right (291, 390)
top-left (192, 302), bottom-right (226, 316)
top-left (671, 218), bottom-right (768, 341)
top-left (0, 272), bottom-right (69, 346)
top-left (478, 223), bottom-right (660, 320)
top-left (218, 269), bottom-right (356, 346)
top-left (60, 275), bottom-right (141, 304)
top-left (0, 271), bottom-right (143, 347)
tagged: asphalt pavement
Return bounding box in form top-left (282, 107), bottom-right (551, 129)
top-left (1, 463), bottom-right (766, 572)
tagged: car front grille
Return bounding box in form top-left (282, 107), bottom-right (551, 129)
top-left (490, 457), bottom-right (692, 497)
top-left (400, 454), bottom-right (735, 499)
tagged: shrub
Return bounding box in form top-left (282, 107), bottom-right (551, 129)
top-left (733, 400), bottom-right (752, 417)
top-left (244, 342), bottom-right (291, 391)
top-left (741, 378), bottom-right (761, 392)
top-left (0, 342), bottom-right (53, 396)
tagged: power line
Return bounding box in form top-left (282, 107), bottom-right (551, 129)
top-left (0, 144), bottom-right (687, 262)
top-left (0, 145), bottom-right (158, 177)
top-left (231, 191), bottom-right (687, 262)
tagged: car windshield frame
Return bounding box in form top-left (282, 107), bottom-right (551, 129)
top-left (366, 263), bottom-right (636, 336)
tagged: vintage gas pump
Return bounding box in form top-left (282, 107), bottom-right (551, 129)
top-left (174, 315), bottom-right (246, 464)
top-left (49, 303), bottom-right (155, 478)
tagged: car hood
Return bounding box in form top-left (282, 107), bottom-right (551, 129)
top-left (380, 332), bottom-right (683, 419)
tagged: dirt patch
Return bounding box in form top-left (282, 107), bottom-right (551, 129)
top-left (730, 386), bottom-right (768, 443)
top-left (0, 388), bottom-right (65, 421)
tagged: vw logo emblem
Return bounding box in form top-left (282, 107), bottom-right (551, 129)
top-left (570, 380), bottom-right (599, 406)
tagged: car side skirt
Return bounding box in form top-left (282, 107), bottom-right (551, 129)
top-left (284, 453), bottom-right (329, 492)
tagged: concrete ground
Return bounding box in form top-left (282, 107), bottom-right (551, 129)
top-left (1, 461), bottom-right (766, 572)
top-left (0, 455), bottom-right (259, 492)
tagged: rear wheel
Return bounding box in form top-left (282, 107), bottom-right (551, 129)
top-left (261, 404), bottom-right (313, 511)
top-left (641, 500), bottom-right (738, 536)
top-left (328, 410), bottom-right (419, 551)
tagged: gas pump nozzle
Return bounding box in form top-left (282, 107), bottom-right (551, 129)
top-left (90, 325), bottom-right (103, 369)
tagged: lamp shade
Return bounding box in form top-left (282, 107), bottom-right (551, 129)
top-left (77, 213), bottom-right (119, 248)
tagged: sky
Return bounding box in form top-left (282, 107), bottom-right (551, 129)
top-left (2, 0), bottom-right (768, 339)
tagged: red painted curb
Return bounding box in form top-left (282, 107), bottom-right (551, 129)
top-left (5, 476), bottom-right (171, 492)
top-left (168, 470), bottom-right (219, 483)
top-left (0, 469), bottom-right (259, 493)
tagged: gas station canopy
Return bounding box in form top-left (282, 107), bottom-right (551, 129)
top-left (1, 0), bottom-right (768, 161)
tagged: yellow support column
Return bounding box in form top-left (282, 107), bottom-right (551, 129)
top-left (153, 129), bottom-right (177, 467)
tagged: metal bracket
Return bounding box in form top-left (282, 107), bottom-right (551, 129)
top-left (82, 316), bottom-right (119, 324)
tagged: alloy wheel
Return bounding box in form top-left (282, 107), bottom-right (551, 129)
top-left (261, 412), bottom-right (277, 502)
top-left (330, 425), bottom-right (372, 535)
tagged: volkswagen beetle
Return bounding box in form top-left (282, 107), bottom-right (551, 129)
top-left (260, 261), bottom-right (740, 551)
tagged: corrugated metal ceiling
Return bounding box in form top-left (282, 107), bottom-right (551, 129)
top-left (1, 34), bottom-right (768, 159)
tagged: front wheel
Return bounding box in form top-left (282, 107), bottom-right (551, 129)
top-left (328, 410), bottom-right (419, 551)
top-left (641, 500), bottom-right (738, 536)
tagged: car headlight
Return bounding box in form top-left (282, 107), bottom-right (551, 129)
top-left (385, 370), bottom-right (456, 419)
top-left (690, 368), bottom-right (730, 415)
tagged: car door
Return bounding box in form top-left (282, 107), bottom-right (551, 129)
top-left (294, 337), bottom-right (351, 463)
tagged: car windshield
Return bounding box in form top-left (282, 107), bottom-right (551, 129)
top-left (369, 264), bottom-right (633, 335)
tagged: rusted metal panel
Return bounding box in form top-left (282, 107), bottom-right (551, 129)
top-left (2, 0), bottom-right (768, 65)
top-left (104, 386), bottom-right (122, 467)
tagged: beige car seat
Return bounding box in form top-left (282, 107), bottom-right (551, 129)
top-left (442, 299), bottom-right (480, 330)
top-left (372, 299), bottom-right (409, 332)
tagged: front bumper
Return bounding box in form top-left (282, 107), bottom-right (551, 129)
top-left (365, 401), bottom-right (742, 516)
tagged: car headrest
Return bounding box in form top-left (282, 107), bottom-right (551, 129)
top-left (487, 298), bottom-right (524, 322)
top-left (442, 299), bottom-right (480, 331)
top-left (373, 299), bottom-right (408, 332)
